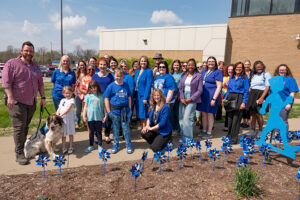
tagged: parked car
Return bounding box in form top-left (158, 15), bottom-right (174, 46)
top-left (48, 66), bottom-right (55, 77)
top-left (40, 65), bottom-right (50, 77)
top-left (0, 63), bottom-right (4, 78)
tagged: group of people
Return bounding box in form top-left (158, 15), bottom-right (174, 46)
top-left (2, 41), bottom-right (299, 165)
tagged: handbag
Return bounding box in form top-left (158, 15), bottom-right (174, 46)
top-left (224, 98), bottom-right (238, 111)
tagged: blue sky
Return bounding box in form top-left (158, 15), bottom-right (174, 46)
top-left (0, 0), bottom-right (232, 52)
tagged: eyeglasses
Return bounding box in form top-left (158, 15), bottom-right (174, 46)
top-left (87, 68), bottom-right (95, 71)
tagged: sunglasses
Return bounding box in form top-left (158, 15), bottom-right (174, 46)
top-left (87, 68), bottom-right (95, 71)
top-left (159, 65), bottom-right (166, 68)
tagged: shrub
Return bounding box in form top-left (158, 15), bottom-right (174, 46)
top-left (234, 166), bottom-right (261, 198)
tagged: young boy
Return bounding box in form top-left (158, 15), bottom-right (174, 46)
top-left (104, 67), bottom-right (133, 154)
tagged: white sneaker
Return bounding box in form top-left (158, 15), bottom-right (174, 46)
top-left (246, 130), bottom-right (256, 136)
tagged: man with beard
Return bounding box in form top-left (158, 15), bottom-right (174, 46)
top-left (2, 41), bottom-right (45, 165)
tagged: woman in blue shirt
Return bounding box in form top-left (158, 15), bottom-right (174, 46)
top-left (92, 57), bottom-right (115, 144)
top-left (141, 89), bottom-right (172, 152)
top-left (273, 64), bottom-right (299, 131)
top-left (224, 62), bottom-right (249, 144)
top-left (51, 55), bottom-right (76, 110)
top-left (134, 56), bottom-right (153, 129)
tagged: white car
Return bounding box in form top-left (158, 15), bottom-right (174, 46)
top-left (0, 63), bottom-right (4, 78)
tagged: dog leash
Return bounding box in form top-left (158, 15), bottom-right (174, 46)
top-left (36, 105), bottom-right (51, 135)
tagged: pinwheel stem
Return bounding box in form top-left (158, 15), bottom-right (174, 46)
top-left (179, 158), bottom-right (182, 169)
top-left (134, 177), bottom-right (137, 192)
top-left (142, 161), bottom-right (145, 169)
top-left (151, 156), bottom-right (154, 164)
top-left (222, 152), bottom-right (226, 167)
top-left (104, 162), bottom-right (106, 174)
top-left (199, 151), bottom-right (202, 165)
top-left (205, 148), bottom-right (207, 159)
top-left (159, 162), bottom-right (161, 175)
top-left (263, 155), bottom-right (265, 167)
top-left (213, 160), bottom-right (215, 172)
top-left (60, 167), bottom-right (62, 176)
top-left (168, 152), bottom-right (170, 162)
top-left (190, 148), bottom-right (193, 160)
top-left (43, 167), bottom-right (45, 178)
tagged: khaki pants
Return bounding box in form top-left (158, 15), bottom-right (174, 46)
top-left (7, 102), bottom-right (36, 155)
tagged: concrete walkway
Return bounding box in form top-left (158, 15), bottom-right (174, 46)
top-left (1, 99), bottom-right (300, 175)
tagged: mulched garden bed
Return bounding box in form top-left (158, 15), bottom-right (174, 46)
top-left (0, 148), bottom-right (299, 200)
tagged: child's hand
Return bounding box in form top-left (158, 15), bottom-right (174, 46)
top-left (102, 116), bottom-right (107, 123)
top-left (83, 116), bottom-right (87, 123)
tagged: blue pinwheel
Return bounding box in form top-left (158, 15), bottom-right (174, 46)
top-left (176, 144), bottom-right (187, 169)
top-left (240, 135), bottom-right (249, 147)
top-left (153, 151), bottom-right (166, 175)
top-left (294, 130), bottom-right (300, 146)
top-left (259, 143), bottom-right (271, 167)
top-left (53, 154), bottom-right (66, 176)
top-left (205, 139), bottom-right (212, 159)
top-left (130, 162), bottom-right (143, 192)
top-left (99, 149), bottom-right (111, 174)
top-left (141, 151), bottom-right (148, 168)
top-left (221, 142), bottom-right (232, 167)
top-left (208, 148), bottom-right (220, 172)
top-left (275, 132), bottom-right (282, 148)
top-left (165, 142), bottom-right (173, 162)
top-left (185, 139), bottom-right (195, 160)
top-left (36, 154), bottom-right (50, 178)
top-left (237, 155), bottom-right (249, 168)
top-left (195, 140), bottom-right (202, 165)
top-left (297, 170), bottom-right (300, 182)
top-left (287, 131), bottom-right (294, 143)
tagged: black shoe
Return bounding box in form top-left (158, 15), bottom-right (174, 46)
top-left (244, 123), bottom-right (249, 128)
top-left (16, 154), bottom-right (29, 165)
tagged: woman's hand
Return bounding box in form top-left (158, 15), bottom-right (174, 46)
top-left (240, 103), bottom-right (246, 110)
top-left (257, 98), bottom-right (264, 105)
top-left (180, 99), bottom-right (187, 105)
top-left (83, 116), bottom-right (87, 123)
top-left (185, 99), bottom-right (192, 104)
top-left (210, 99), bottom-right (216, 107)
top-left (141, 126), bottom-right (149, 134)
top-left (143, 100), bottom-right (147, 105)
top-left (285, 104), bottom-right (291, 111)
top-left (102, 115), bottom-right (107, 123)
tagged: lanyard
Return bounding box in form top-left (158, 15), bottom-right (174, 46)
top-left (203, 70), bottom-right (213, 85)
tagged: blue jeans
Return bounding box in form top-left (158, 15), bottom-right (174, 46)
top-left (169, 99), bottom-right (180, 131)
top-left (52, 97), bottom-right (61, 111)
top-left (75, 94), bottom-right (83, 125)
top-left (108, 111), bottom-right (132, 146)
top-left (179, 91), bottom-right (196, 142)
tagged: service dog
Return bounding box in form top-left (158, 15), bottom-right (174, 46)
top-left (24, 114), bottom-right (64, 159)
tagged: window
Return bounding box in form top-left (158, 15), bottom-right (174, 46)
top-left (231, 0), bottom-right (300, 17)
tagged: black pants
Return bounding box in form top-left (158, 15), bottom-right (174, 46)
top-left (216, 98), bottom-right (223, 120)
top-left (88, 121), bottom-right (102, 146)
top-left (227, 110), bottom-right (243, 142)
top-left (105, 117), bottom-right (112, 137)
top-left (142, 131), bottom-right (171, 152)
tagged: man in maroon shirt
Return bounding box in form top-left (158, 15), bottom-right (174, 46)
top-left (2, 41), bottom-right (46, 165)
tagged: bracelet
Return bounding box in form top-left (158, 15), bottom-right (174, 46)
top-left (41, 97), bottom-right (46, 100)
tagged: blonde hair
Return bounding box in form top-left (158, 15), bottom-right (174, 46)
top-left (114, 67), bottom-right (125, 76)
top-left (62, 86), bottom-right (73, 94)
top-left (59, 55), bottom-right (72, 72)
top-left (149, 89), bottom-right (166, 111)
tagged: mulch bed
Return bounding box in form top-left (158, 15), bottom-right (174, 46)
top-left (0, 148), bottom-right (299, 200)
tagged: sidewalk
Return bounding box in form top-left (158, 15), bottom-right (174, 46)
top-left (1, 101), bottom-right (300, 175)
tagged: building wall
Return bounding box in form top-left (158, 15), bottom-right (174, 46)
top-left (99, 24), bottom-right (227, 62)
top-left (99, 50), bottom-right (203, 61)
top-left (226, 14), bottom-right (300, 85)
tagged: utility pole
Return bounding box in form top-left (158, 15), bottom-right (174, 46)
top-left (50, 41), bottom-right (53, 64)
top-left (60, 0), bottom-right (63, 56)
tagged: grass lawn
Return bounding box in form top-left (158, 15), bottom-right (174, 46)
top-left (0, 82), bottom-right (56, 136)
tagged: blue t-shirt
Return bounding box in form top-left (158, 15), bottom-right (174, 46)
top-left (84, 93), bottom-right (105, 121)
top-left (51, 69), bottom-right (76, 99)
top-left (92, 73), bottom-right (114, 94)
top-left (103, 82), bottom-right (131, 116)
top-left (154, 74), bottom-right (177, 102)
top-left (172, 72), bottom-right (183, 88)
top-left (277, 76), bottom-right (299, 102)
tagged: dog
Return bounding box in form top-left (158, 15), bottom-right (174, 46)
top-left (24, 114), bottom-right (64, 159)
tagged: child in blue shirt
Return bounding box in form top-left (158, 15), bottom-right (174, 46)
top-left (104, 68), bottom-right (133, 154)
top-left (83, 80), bottom-right (106, 153)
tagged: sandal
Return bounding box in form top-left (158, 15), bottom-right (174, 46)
top-left (68, 148), bottom-right (74, 154)
top-left (62, 148), bottom-right (68, 154)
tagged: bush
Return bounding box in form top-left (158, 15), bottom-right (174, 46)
top-left (234, 166), bottom-right (262, 198)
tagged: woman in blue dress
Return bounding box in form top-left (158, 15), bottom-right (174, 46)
top-left (51, 55), bottom-right (76, 110)
top-left (134, 56), bottom-right (153, 129)
top-left (197, 56), bottom-right (223, 138)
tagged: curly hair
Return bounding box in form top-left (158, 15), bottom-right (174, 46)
top-left (149, 89), bottom-right (166, 112)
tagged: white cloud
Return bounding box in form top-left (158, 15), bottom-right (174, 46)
top-left (49, 13), bottom-right (86, 30)
top-left (71, 37), bottom-right (87, 45)
top-left (86, 26), bottom-right (106, 37)
top-left (21, 20), bottom-right (41, 36)
top-left (150, 10), bottom-right (183, 26)
top-left (63, 5), bottom-right (73, 14)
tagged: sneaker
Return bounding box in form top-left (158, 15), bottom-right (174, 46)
top-left (246, 130), bottom-right (256, 136)
top-left (201, 132), bottom-right (212, 139)
top-left (111, 144), bottom-right (119, 154)
top-left (98, 145), bottom-right (103, 153)
top-left (85, 146), bottom-right (94, 153)
top-left (75, 124), bottom-right (80, 129)
top-left (126, 143), bottom-right (133, 154)
top-left (68, 148), bottom-right (74, 154)
top-left (16, 154), bottom-right (29, 165)
top-left (62, 148), bottom-right (68, 154)
top-left (244, 123), bottom-right (249, 128)
top-left (256, 130), bottom-right (262, 139)
top-left (198, 130), bottom-right (207, 137)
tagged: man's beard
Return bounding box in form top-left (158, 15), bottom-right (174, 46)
top-left (22, 54), bottom-right (33, 62)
